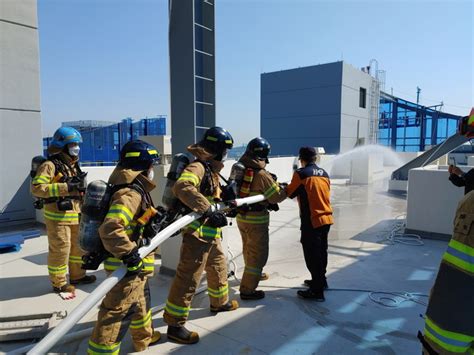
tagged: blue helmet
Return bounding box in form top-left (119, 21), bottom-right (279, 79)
top-left (50, 127), bottom-right (82, 148)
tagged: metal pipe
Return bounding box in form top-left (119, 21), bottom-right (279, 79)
top-left (27, 195), bottom-right (266, 355)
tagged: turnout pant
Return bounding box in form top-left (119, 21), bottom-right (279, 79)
top-left (45, 219), bottom-right (85, 288)
top-left (301, 224), bottom-right (330, 292)
top-left (164, 234), bottom-right (229, 327)
top-left (237, 221), bottom-right (269, 294)
top-left (89, 274), bottom-right (154, 354)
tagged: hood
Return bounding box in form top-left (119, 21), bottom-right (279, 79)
top-left (55, 151), bottom-right (79, 166)
top-left (239, 153), bottom-right (266, 170)
top-left (187, 144), bottom-right (215, 161)
top-left (108, 166), bottom-right (156, 192)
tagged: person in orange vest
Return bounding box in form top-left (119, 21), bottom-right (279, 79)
top-left (286, 147), bottom-right (334, 301)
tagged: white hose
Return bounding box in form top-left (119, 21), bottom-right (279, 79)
top-left (25, 195), bottom-right (266, 355)
top-left (381, 214), bottom-right (424, 246)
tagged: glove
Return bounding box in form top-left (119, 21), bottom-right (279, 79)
top-left (67, 174), bottom-right (87, 193)
top-left (142, 217), bottom-right (162, 241)
top-left (279, 182), bottom-right (288, 189)
top-left (204, 207), bottom-right (228, 228)
top-left (221, 184), bottom-right (237, 202)
top-left (121, 248), bottom-right (143, 275)
top-left (269, 172), bottom-right (278, 181)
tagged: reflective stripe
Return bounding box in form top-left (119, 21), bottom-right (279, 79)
top-left (224, 139), bottom-right (232, 144)
top-left (206, 136), bottom-right (218, 142)
top-left (243, 175), bottom-right (253, 182)
top-left (69, 255), bottom-right (83, 264)
top-left (240, 187), bottom-right (250, 194)
top-left (443, 239), bottom-right (474, 273)
top-left (264, 183), bottom-right (279, 198)
top-left (424, 317), bottom-right (474, 353)
top-left (237, 214), bottom-right (269, 225)
top-left (244, 265), bottom-right (262, 276)
top-left (48, 264), bottom-right (67, 275)
top-left (48, 183), bottom-right (60, 198)
top-left (44, 210), bottom-right (79, 222)
top-left (187, 220), bottom-right (221, 239)
top-left (125, 152), bottom-right (140, 157)
top-left (87, 340), bottom-right (120, 355)
top-left (165, 300), bottom-right (190, 317)
top-left (143, 256), bottom-right (155, 271)
top-left (127, 260), bottom-right (143, 272)
top-left (104, 257), bottom-right (122, 271)
top-left (207, 284), bottom-right (228, 298)
top-left (32, 175), bottom-right (50, 184)
top-left (106, 204), bottom-right (134, 225)
top-left (130, 310), bottom-right (152, 329)
top-left (178, 172), bottom-right (200, 186)
top-left (148, 149), bottom-right (158, 155)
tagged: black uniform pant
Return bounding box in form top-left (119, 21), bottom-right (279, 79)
top-left (301, 224), bottom-right (330, 292)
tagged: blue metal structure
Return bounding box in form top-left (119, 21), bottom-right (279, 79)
top-left (378, 92), bottom-right (461, 152)
top-left (43, 117), bottom-right (166, 165)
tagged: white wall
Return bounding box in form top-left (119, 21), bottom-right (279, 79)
top-left (0, 0), bottom-right (42, 228)
top-left (340, 62), bottom-right (373, 152)
top-left (406, 166), bottom-right (470, 237)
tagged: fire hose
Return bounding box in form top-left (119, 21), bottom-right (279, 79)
top-left (23, 194), bottom-right (266, 355)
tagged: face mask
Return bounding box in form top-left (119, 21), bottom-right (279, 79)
top-left (68, 146), bottom-right (80, 157)
top-left (147, 168), bottom-right (154, 181)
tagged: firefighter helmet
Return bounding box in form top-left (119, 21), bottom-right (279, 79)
top-left (50, 127), bottom-right (82, 148)
top-left (119, 140), bottom-right (161, 171)
top-left (199, 127), bottom-right (234, 160)
top-left (246, 137), bottom-right (271, 162)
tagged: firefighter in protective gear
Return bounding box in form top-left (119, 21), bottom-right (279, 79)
top-left (163, 127), bottom-right (239, 344)
top-left (237, 137), bottom-right (287, 300)
top-left (31, 126), bottom-right (96, 295)
top-left (418, 190), bottom-right (474, 355)
top-left (88, 140), bottom-right (161, 354)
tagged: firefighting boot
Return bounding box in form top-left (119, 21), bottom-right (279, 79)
top-left (167, 326), bottom-right (199, 344)
top-left (210, 300), bottom-right (239, 313)
top-left (70, 275), bottom-right (97, 285)
top-left (53, 284), bottom-right (76, 293)
top-left (240, 290), bottom-right (265, 300)
top-left (134, 330), bottom-right (161, 351)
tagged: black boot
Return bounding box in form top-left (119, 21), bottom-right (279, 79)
top-left (240, 290), bottom-right (265, 300)
top-left (70, 275), bottom-right (97, 285)
top-left (210, 300), bottom-right (239, 313)
top-left (167, 326), bottom-right (199, 344)
top-left (304, 279), bottom-right (328, 289)
top-left (297, 289), bottom-right (325, 302)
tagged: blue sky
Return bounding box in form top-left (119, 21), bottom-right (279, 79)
top-left (38, 0), bottom-right (473, 145)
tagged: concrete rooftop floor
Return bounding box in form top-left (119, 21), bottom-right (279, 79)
top-left (0, 178), bottom-right (448, 354)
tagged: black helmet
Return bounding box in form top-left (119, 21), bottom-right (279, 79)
top-left (246, 137), bottom-right (271, 162)
top-left (199, 126), bottom-right (234, 160)
top-left (119, 140), bottom-right (160, 171)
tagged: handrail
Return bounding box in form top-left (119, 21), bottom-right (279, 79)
top-left (26, 195), bottom-right (266, 355)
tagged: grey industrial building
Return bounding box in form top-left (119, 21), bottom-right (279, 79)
top-left (261, 61), bottom-right (377, 155)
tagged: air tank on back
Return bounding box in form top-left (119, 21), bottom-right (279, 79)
top-left (228, 161), bottom-right (245, 197)
top-left (79, 180), bottom-right (111, 253)
top-left (162, 152), bottom-right (195, 211)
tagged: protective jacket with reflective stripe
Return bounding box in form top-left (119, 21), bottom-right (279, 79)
top-left (423, 190), bottom-right (474, 354)
top-left (172, 144), bottom-right (223, 243)
top-left (99, 167), bottom-right (156, 262)
top-left (31, 152), bottom-right (82, 225)
top-left (236, 154), bottom-right (287, 225)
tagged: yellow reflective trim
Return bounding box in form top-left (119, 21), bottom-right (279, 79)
top-left (88, 340), bottom-right (121, 354)
top-left (237, 214), bottom-right (269, 225)
top-left (130, 310), bottom-right (152, 329)
top-left (164, 300), bottom-right (190, 317)
top-left (32, 175), bottom-right (50, 184)
top-left (106, 204), bottom-right (134, 225)
top-left (44, 210), bottom-right (79, 222)
top-left (125, 152), bottom-right (140, 157)
top-left (48, 264), bottom-right (67, 275)
top-left (148, 149), bottom-right (158, 155)
top-left (264, 183), bottom-right (279, 198)
top-left (178, 172), bottom-right (199, 186)
top-left (69, 256), bottom-right (83, 264)
top-left (207, 284), bottom-right (228, 298)
top-left (206, 136), bottom-right (218, 142)
top-left (225, 139), bottom-right (232, 144)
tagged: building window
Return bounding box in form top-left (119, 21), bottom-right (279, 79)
top-left (359, 87), bottom-right (367, 108)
